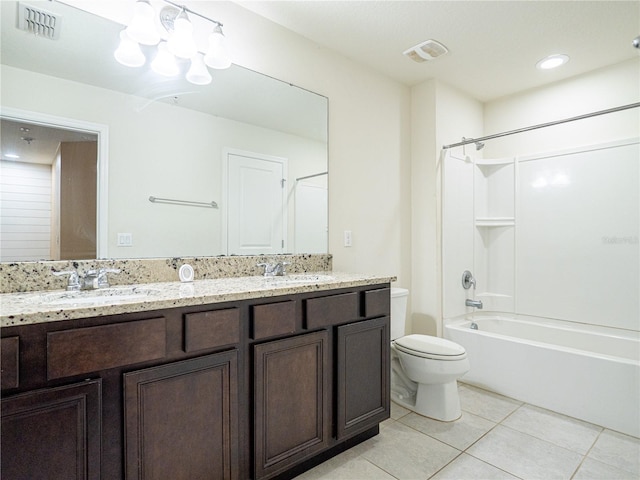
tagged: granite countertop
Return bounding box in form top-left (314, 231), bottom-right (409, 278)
top-left (0, 272), bottom-right (395, 327)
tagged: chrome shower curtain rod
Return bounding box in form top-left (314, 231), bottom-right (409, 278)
top-left (442, 102), bottom-right (640, 150)
top-left (296, 171), bottom-right (328, 181)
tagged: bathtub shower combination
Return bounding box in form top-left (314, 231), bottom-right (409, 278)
top-left (445, 314), bottom-right (639, 437)
top-left (442, 137), bottom-right (640, 438)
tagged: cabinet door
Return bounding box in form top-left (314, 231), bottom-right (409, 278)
top-left (124, 351), bottom-right (238, 480)
top-left (336, 316), bottom-right (390, 439)
top-left (254, 331), bottom-right (330, 479)
top-left (1, 379), bottom-right (102, 480)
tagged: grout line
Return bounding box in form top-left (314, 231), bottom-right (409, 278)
top-left (462, 451), bottom-right (526, 480)
top-left (425, 451), bottom-right (465, 479)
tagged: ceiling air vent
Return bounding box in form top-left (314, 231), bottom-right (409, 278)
top-left (18, 2), bottom-right (62, 40)
top-left (403, 39), bottom-right (448, 63)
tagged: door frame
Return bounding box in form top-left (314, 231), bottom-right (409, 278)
top-left (0, 106), bottom-right (109, 258)
top-left (221, 147), bottom-right (288, 255)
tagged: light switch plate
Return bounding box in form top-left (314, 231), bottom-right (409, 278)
top-left (344, 230), bottom-right (352, 247)
top-left (117, 233), bottom-right (133, 247)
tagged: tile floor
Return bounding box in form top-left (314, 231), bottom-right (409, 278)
top-left (296, 383), bottom-right (640, 480)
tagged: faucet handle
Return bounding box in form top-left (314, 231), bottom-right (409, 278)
top-left (97, 268), bottom-right (120, 288)
top-left (52, 270), bottom-right (80, 291)
top-left (278, 261), bottom-right (290, 276)
top-left (257, 262), bottom-right (276, 276)
top-left (461, 270), bottom-right (476, 290)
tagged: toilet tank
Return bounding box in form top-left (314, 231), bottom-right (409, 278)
top-left (390, 288), bottom-right (409, 340)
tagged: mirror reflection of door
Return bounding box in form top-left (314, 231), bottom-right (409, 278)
top-left (226, 151), bottom-right (287, 256)
top-left (294, 181), bottom-right (328, 254)
top-left (54, 141), bottom-right (97, 260)
top-left (0, 119), bottom-right (97, 261)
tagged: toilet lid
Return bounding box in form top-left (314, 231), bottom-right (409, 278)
top-left (394, 334), bottom-right (466, 359)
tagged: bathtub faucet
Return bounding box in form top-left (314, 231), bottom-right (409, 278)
top-left (465, 299), bottom-right (483, 309)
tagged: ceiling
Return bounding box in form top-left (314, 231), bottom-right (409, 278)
top-left (237, 0), bottom-right (640, 102)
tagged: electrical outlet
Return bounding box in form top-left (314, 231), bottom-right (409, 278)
top-left (117, 233), bottom-right (133, 247)
top-left (344, 230), bottom-right (352, 247)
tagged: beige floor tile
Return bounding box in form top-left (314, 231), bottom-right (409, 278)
top-left (467, 425), bottom-right (583, 479)
top-left (458, 384), bottom-right (522, 423)
top-left (588, 429), bottom-right (640, 476)
top-left (390, 401), bottom-right (411, 420)
top-left (573, 457), bottom-right (639, 480)
top-left (501, 404), bottom-right (602, 454)
top-left (352, 421), bottom-right (460, 479)
top-left (295, 449), bottom-right (396, 480)
top-left (399, 411), bottom-right (496, 450)
top-left (430, 453), bottom-right (519, 480)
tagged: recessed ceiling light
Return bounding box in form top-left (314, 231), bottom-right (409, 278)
top-left (4, 153), bottom-right (20, 159)
top-left (536, 54), bottom-right (569, 70)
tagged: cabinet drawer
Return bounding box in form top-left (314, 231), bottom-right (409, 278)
top-left (305, 292), bottom-right (358, 329)
top-left (47, 317), bottom-right (166, 380)
top-left (1, 336), bottom-right (19, 390)
top-left (251, 301), bottom-right (296, 340)
top-left (363, 288), bottom-right (391, 318)
top-left (184, 308), bottom-right (240, 352)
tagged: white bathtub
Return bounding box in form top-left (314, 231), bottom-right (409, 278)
top-left (444, 314), bottom-right (640, 437)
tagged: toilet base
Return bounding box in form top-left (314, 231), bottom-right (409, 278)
top-left (414, 381), bottom-right (462, 422)
top-left (391, 380), bottom-right (462, 422)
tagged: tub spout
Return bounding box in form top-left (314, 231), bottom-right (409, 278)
top-left (466, 299), bottom-right (483, 309)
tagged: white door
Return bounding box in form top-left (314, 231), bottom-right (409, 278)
top-left (225, 151), bottom-right (287, 255)
top-left (294, 182), bottom-right (328, 253)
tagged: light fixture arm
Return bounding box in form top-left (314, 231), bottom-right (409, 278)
top-left (162, 0), bottom-right (223, 28)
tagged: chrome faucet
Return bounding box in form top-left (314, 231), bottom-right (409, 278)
top-left (257, 261), bottom-right (289, 277)
top-left (465, 299), bottom-right (483, 309)
top-left (82, 268), bottom-right (121, 290)
top-left (52, 270), bottom-right (81, 291)
top-left (52, 268), bottom-right (120, 291)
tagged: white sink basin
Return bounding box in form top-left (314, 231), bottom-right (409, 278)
top-left (267, 274), bottom-right (335, 284)
top-left (36, 286), bottom-right (162, 306)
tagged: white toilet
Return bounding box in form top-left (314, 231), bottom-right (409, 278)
top-left (390, 288), bottom-right (470, 421)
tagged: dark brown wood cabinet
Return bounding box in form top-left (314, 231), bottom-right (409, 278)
top-left (1, 283), bottom-right (390, 480)
top-left (336, 316), bottom-right (390, 439)
top-left (124, 350), bottom-right (239, 480)
top-left (254, 331), bottom-right (330, 479)
top-left (1, 379), bottom-right (102, 480)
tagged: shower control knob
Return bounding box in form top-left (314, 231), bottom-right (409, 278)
top-left (461, 270), bottom-right (476, 290)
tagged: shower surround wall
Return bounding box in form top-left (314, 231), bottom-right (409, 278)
top-left (443, 58), bottom-right (640, 333)
top-left (444, 138), bottom-right (639, 333)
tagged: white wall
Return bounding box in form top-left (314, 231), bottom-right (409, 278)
top-left (411, 80), bottom-right (483, 335)
top-left (484, 59), bottom-right (640, 157)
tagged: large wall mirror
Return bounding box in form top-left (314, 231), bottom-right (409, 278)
top-left (0, 0), bottom-right (328, 262)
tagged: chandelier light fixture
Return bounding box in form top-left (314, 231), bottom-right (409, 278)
top-left (114, 0), bottom-right (231, 85)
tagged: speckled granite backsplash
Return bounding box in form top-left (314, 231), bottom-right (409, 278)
top-left (0, 254), bottom-right (332, 294)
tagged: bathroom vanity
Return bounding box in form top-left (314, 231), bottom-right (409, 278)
top-left (0, 273), bottom-right (392, 479)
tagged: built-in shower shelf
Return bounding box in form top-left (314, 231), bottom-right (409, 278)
top-left (475, 217), bottom-right (515, 227)
top-left (475, 157), bottom-right (515, 167)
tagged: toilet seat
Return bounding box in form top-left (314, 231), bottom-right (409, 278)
top-left (394, 334), bottom-right (466, 360)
